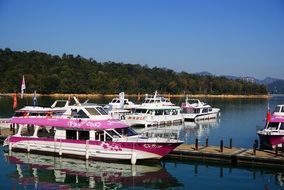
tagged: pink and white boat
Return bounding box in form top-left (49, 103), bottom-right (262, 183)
top-left (257, 115), bottom-right (284, 149)
top-left (3, 100), bottom-right (182, 164)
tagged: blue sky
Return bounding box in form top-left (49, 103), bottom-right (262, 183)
top-left (0, 0), bottom-right (284, 79)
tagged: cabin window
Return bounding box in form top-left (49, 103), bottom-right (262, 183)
top-left (71, 109), bottom-right (77, 117)
top-left (96, 107), bottom-right (108, 115)
top-left (194, 109), bottom-right (200, 114)
top-left (78, 131), bottom-right (89, 140)
top-left (274, 106), bottom-right (281, 113)
top-left (281, 107), bottom-right (284, 113)
top-left (115, 127), bottom-right (138, 137)
top-left (134, 109), bottom-right (147, 114)
top-left (155, 110), bottom-right (163, 115)
top-left (14, 112), bottom-right (25, 117)
top-left (29, 112), bottom-right (39, 116)
top-left (202, 108), bottom-right (208, 113)
top-left (95, 131), bottom-right (105, 141)
top-left (37, 127), bottom-right (54, 138)
top-left (66, 130), bottom-right (77, 140)
top-left (280, 123), bottom-right (284, 130)
top-left (267, 122), bottom-right (279, 130)
top-left (105, 133), bottom-right (112, 141)
top-left (85, 108), bottom-right (100, 115)
top-left (172, 109), bottom-right (178, 115)
top-left (77, 110), bottom-right (90, 118)
top-left (164, 110), bottom-right (170, 115)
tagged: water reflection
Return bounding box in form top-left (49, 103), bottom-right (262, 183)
top-left (163, 159), bottom-right (284, 189)
top-left (4, 152), bottom-right (183, 189)
top-left (132, 119), bottom-right (220, 145)
top-left (182, 119), bottom-right (220, 144)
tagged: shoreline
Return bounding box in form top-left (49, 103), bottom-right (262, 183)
top-left (1, 93), bottom-right (271, 99)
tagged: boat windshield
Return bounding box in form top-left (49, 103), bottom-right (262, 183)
top-left (86, 107), bottom-right (108, 115)
top-left (266, 122), bottom-right (279, 130)
top-left (133, 109), bottom-right (147, 114)
top-left (187, 99), bottom-right (199, 104)
top-left (274, 106), bottom-right (281, 113)
top-left (111, 99), bottom-right (119, 103)
top-left (114, 127), bottom-right (138, 137)
top-left (274, 106), bottom-right (284, 113)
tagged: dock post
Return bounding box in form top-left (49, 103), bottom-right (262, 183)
top-left (253, 146), bottom-right (256, 156)
top-left (253, 140), bottom-right (258, 156)
top-left (229, 138), bottom-right (232, 149)
top-left (282, 143), bottom-right (284, 156)
top-left (220, 140), bottom-right (223, 153)
top-left (205, 136), bottom-right (208, 147)
top-left (275, 145), bottom-right (278, 156)
top-left (195, 138), bottom-right (198, 150)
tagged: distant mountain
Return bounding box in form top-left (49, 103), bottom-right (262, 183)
top-left (267, 80), bottom-right (284, 94)
top-left (194, 71), bottom-right (213, 76)
top-left (260, 77), bottom-right (280, 85)
top-left (193, 71), bottom-right (284, 94)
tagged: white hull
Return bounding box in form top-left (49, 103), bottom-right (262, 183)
top-left (125, 114), bottom-right (184, 127)
top-left (5, 139), bottom-right (162, 161)
top-left (182, 109), bottom-right (220, 121)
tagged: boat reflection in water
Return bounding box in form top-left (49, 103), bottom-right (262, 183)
top-left (134, 124), bottom-right (185, 140)
top-left (5, 152), bottom-right (182, 189)
top-left (182, 119), bottom-right (220, 143)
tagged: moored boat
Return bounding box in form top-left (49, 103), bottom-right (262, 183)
top-left (125, 105), bottom-right (184, 128)
top-left (257, 115), bottom-right (284, 149)
top-left (3, 99), bottom-right (182, 164)
top-left (181, 97), bottom-right (220, 122)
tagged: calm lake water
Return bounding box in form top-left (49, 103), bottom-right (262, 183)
top-left (0, 95), bottom-right (284, 190)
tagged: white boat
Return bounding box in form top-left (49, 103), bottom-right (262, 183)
top-left (3, 98), bottom-right (182, 164)
top-left (124, 91), bottom-right (183, 127)
top-left (104, 92), bottom-right (138, 120)
top-left (142, 91), bottom-right (174, 106)
top-left (125, 105), bottom-right (184, 128)
top-left (181, 98), bottom-right (220, 121)
top-left (104, 92), bottom-right (136, 110)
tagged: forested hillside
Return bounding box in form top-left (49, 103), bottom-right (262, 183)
top-left (0, 48), bottom-right (267, 95)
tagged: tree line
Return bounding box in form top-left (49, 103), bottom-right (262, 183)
top-left (0, 48), bottom-right (267, 95)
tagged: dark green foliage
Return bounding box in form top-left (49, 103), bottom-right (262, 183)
top-left (0, 48), bottom-right (268, 95)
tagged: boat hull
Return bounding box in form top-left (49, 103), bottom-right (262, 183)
top-left (182, 111), bottom-right (220, 122)
top-left (125, 115), bottom-right (184, 127)
top-left (257, 133), bottom-right (284, 149)
top-left (4, 136), bottom-right (182, 162)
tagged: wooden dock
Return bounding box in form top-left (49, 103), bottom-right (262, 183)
top-left (167, 144), bottom-right (284, 168)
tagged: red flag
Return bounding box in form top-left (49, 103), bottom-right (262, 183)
top-left (266, 109), bottom-right (271, 122)
top-left (13, 93), bottom-right (17, 110)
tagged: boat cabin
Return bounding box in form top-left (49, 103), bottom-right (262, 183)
top-left (14, 123), bottom-right (138, 143)
top-left (264, 121), bottom-right (284, 131)
top-left (273, 105), bottom-right (284, 116)
top-left (131, 107), bottom-right (180, 116)
top-left (181, 106), bottom-right (213, 114)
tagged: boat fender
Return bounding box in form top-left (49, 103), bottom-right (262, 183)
top-left (131, 152), bottom-right (137, 165)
